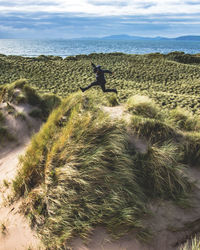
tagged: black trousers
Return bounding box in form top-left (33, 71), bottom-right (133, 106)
top-left (83, 81), bottom-right (117, 93)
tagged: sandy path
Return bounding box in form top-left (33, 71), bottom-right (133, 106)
top-left (0, 203), bottom-right (41, 250)
top-left (0, 144), bottom-right (42, 250)
top-left (0, 102), bottom-right (43, 250)
top-left (0, 146), bottom-right (27, 187)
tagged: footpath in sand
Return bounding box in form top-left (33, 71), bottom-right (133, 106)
top-left (0, 102), bottom-right (43, 250)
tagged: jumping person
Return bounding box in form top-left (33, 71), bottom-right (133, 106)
top-left (80, 63), bottom-right (117, 94)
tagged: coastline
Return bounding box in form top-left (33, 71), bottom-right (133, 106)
top-left (1, 39), bottom-right (200, 57)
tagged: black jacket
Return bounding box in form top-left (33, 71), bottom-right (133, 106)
top-left (91, 63), bottom-right (112, 83)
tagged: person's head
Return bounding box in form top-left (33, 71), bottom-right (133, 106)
top-left (96, 65), bottom-right (101, 71)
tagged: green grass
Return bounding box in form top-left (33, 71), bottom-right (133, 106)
top-left (0, 110), bottom-right (11, 144)
top-left (130, 115), bottom-right (181, 144)
top-left (168, 108), bottom-right (200, 132)
top-left (12, 91), bottom-right (195, 249)
top-left (126, 95), bottom-right (163, 120)
top-left (1, 52), bottom-right (200, 114)
top-left (0, 112), bottom-right (15, 144)
top-left (0, 111), bottom-right (4, 122)
top-left (0, 52), bottom-right (199, 248)
top-left (0, 79), bottom-right (61, 120)
top-left (14, 111), bottom-right (26, 121)
top-left (180, 132), bottom-right (200, 166)
top-left (180, 235), bottom-right (200, 250)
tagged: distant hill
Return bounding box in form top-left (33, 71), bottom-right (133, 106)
top-left (175, 35), bottom-right (200, 41)
top-left (102, 34), bottom-right (142, 40)
top-left (81, 34), bottom-right (200, 41)
top-left (102, 34), bottom-right (168, 40)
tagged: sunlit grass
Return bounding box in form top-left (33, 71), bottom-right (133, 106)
top-left (180, 235), bottom-right (200, 250)
top-left (1, 52), bottom-right (200, 113)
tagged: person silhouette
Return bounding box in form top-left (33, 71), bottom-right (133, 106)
top-left (80, 63), bottom-right (117, 94)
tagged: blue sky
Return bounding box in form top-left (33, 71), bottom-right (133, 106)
top-left (0, 0), bottom-right (200, 38)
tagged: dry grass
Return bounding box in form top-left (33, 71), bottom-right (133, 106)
top-left (180, 235), bottom-right (200, 250)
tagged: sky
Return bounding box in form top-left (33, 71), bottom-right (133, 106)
top-left (0, 0), bottom-right (200, 39)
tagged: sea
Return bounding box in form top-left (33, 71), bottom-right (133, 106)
top-left (0, 39), bottom-right (200, 58)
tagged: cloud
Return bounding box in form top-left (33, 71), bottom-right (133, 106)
top-left (0, 0), bottom-right (200, 38)
top-left (0, 24), bottom-right (29, 32)
top-left (0, 0), bottom-right (200, 16)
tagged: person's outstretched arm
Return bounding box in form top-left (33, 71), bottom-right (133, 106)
top-left (103, 69), bottom-right (112, 74)
top-left (91, 62), bottom-right (97, 73)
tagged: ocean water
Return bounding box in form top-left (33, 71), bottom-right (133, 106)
top-left (0, 39), bottom-right (200, 57)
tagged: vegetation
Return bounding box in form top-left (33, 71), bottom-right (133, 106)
top-left (0, 52), bottom-right (200, 248)
top-left (0, 111), bottom-right (14, 144)
top-left (0, 52), bottom-right (200, 114)
top-left (0, 111), bottom-right (4, 122)
top-left (1, 222), bottom-right (7, 235)
top-left (12, 91), bottom-right (197, 249)
top-left (180, 235), bottom-right (200, 250)
top-left (0, 79), bottom-right (61, 120)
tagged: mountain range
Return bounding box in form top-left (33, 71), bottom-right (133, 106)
top-left (79, 34), bottom-right (200, 41)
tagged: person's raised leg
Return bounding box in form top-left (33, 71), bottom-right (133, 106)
top-left (80, 81), bottom-right (99, 92)
top-left (100, 83), bottom-right (117, 94)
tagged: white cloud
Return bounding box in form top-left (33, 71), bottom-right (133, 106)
top-left (0, 24), bottom-right (29, 32)
top-left (0, 0), bottom-right (200, 16)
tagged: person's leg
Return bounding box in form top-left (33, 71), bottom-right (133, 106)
top-left (100, 83), bottom-right (117, 94)
top-left (80, 81), bottom-right (99, 92)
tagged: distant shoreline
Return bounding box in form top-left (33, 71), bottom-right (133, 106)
top-left (1, 34), bottom-right (200, 41)
top-left (0, 51), bottom-right (200, 59)
top-left (0, 38), bottom-right (200, 57)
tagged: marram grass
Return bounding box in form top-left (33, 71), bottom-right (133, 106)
top-left (1, 52), bottom-right (200, 113)
top-left (12, 92), bottom-right (195, 249)
top-left (0, 79), bottom-right (61, 120)
top-left (180, 235), bottom-right (200, 250)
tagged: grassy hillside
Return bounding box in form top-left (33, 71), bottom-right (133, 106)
top-left (11, 90), bottom-right (200, 249)
top-left (1, 52), bottom-right (200, 249)
top-left (0, 52), bottom-right (200, 114)
top-left (0, 79), bottom-right (61, 120)
top-left (0, 79), bottom-right (61, 148)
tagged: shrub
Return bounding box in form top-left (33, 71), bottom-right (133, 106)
top-left (180, 132), bottom-right (200, 166)
top-left (134, 142), bottom-right (190, 199)
top-left (15, 111), bottom-right (26, 121)
top-left (15, 93), bottom-right (26, 104)
top-left (130, 115), bottom-right (181, 144)
top-left (106, 94), bottom-right (119, 107)
top-left (23, 84), bottom-right (41, 106)
top-left (40, 93), bottom-right (61, 117)
top-left (0, 111), bottom-right (4, 122)
top-left (126, 95), bottom-right (162, 120)
top-left (29, 108), bottom-right (43, 119)
top-left (0, 127), bottom-right (15, 142)
top-left (11, 79), bottom-right (27, 89)
top-left (168, 108), bottom-right (200, 132)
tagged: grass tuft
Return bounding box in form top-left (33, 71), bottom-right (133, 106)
top-left (134, 142), bottom-right (190, 199)
top-left (180, 132), bottom-right (200, 166)
top-left (126, 95), bottom-right (162, 120)
top-left (0, 111), bottom-right (4, 122)
top-left (130, 115), bottom-right (180, 144)
top-left (168, 108), bottom-right (200, 132)
top-left (180, 235), bottom-right (200, 250)
top-left (0, 80), bottom-right (61, 120)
